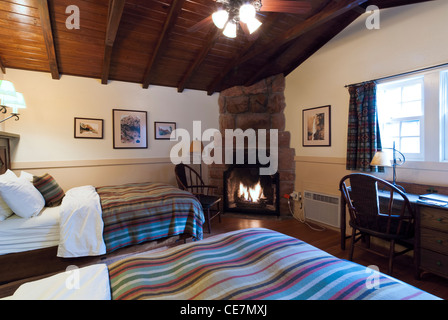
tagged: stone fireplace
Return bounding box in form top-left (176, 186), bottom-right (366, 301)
top-left (208, 74), bottom-right (295, 217)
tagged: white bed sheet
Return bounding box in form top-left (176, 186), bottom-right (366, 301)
top-left (2, 264), bottom-right (111, 300)
top-left (0, 206), bottom-right (60, 255)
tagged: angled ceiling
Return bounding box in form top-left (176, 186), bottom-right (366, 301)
top-left (0, 0), bottom-right (435, 94)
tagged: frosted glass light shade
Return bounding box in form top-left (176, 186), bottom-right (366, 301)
top-left (212, 10), bottom-right (229, 29)
top-left (223, 20), bottom-right (237, 38)
top-left (239, 4), bottom-right (256, 23)
top-left (2, 92), bottom-right (26, 113)
top-left (0, 80), bottom-right (17, 104)
top-left (246, 17), bottom-right (262, 34)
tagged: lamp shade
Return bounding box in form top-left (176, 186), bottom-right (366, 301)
top-left (223, 20), bottom-right (237, 38)
top-left (2, 92), bottom-right (26, 113)
top-left (190, 139), bottom-right (204, 153)
top-left (0, 80), bottom-right (17, 104)
top-left (239, 4), bottom-right (256, 23)
top-left (370, 150), bottom-right (392, 167)
top-left (212, 9), bottom-right (229, 29)
top-left (246, 17), bottom-right (262, 34)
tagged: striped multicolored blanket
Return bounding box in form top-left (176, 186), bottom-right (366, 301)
top-left (108, 228), bottom-right (440, 300)
top-left (97, 182), bottom-right (204, 253)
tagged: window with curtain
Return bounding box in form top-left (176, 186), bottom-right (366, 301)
top-left (346, 81), bottom-right (383, 172)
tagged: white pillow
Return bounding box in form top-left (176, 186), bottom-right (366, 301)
top-left (0, 170), bottom-right (17, 221)
top-left (20, 171), bottom-right (34, 182)
top-left (0, 176), bottom-right (45, 219)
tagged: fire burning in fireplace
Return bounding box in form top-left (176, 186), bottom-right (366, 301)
top-left (238, 181), bottom-right (264, 203)
top-left (224, 164), bottom-right (279, 216)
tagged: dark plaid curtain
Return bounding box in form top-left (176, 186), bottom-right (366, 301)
top-left (346, 81), bottom-right (383, 172)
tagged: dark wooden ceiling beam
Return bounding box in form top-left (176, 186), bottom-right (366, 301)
top-left (0, 57), bottom-right (5, 74)
top-left (101, 0), bottom-right (126, 85)
top-left (244, 0), bottom-right (368, 86)
top-left (177, 26), bottom-right (220, 93)
top-left (37, 0), bottom-right (59, 80)
top-left (142, 0), bottom-right (185, 89)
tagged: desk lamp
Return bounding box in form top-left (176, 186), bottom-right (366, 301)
top-left (370, 142), bottom-right (406, 192)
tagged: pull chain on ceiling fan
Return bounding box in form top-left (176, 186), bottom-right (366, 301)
top-left (189, 0), bottom-right (312, 38)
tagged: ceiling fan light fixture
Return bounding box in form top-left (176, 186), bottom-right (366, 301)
top-left (246, 17), bottom-right (262, 34)
top-left (212, 9), bottom-right (229, 29)
top-left (223, 20), bottom-right (237, 38)
top-left (239, 3), bottom-right (256, 23)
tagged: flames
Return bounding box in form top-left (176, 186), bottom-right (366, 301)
top-left (238, 181), bottom-right (264, 203)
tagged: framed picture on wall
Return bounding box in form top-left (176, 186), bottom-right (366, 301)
top-left (302, 105), bottom-right (331, 147)
top-left (154, 121), bottom-right (176, 140)
top-left (113, 109), bottom-right (148, 149)
top-left (74, 117), bottom-right (104, 139)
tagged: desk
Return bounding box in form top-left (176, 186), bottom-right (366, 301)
top-left (340, 189), bottom-right (448, 279)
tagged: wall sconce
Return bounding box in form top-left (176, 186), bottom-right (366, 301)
top-left (0, 80), bottom-right (27, 124)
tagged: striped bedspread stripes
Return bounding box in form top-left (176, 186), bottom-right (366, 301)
top-left (97, 182), bottom-right (204, 253)
top-left (108, 228), bottom-right (440, 300)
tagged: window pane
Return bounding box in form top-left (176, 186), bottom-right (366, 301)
top-left (401, 120), bottom-right (420, 137)
top-left (384, 122), bottom-right (400, 137)
top-left (401, 101), bottom-right (422, 117)
top-left (401, 137), bottom-right (420, 153)
top-left (402, 83), bottom-right (422, 102)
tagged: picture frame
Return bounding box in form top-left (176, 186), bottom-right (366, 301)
top-left (74, 117), bottom-right (104, 139)
top-left (113, 109), bottom-right (148, 149)
top-left (302, 105), bottom-right (331, 147)
top-left (154, 121), bottom-right (176, 140)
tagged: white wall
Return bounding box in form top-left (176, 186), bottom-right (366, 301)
top-left (4, 69), bottom-right (218, 162)
top-left (1, 69), bottom-right (219, 189)
top-left (285, 0), bottom-right (448, 194)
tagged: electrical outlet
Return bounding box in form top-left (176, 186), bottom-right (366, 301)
top-left (290, 191), bottom-right (299, 201)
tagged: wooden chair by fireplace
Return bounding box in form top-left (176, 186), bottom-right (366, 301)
top-left (175, 164), bottom-right (221, 233)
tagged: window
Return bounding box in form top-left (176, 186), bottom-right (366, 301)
top-left (377, 67), bottom-right (448, 163)
top-left (377, 77), bottom-right (424, 160)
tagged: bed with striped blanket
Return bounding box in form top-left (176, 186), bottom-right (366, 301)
top-left (97, 182), bottom-right (205, 253)
top-left (108, 228), bottom-right (440, 300)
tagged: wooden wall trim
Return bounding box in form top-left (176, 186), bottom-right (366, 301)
top-left (11, 157), bottom-right (173, 170)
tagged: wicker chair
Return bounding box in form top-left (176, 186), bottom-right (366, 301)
top-left (175, 163), bottom-right (221, 233)
top-left (339, 173), bottom-right (415, 275)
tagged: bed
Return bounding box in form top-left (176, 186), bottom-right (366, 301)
top-left (0, 174), bottom-right (204, 283)
top-left (3, 228), bottom-right (441, 300)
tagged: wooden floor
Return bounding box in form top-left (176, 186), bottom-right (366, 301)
top-left (207, 214), bottom-right (448, 300)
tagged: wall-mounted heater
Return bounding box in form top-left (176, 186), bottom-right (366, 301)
top-left (303, 190), bottom-right (341, 228)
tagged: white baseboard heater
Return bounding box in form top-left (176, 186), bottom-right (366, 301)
top-left (303, 190), bottom-right (341, 228)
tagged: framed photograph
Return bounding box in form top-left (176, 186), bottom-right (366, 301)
top-left (154, 121), bottom-right (176, 140)
top-left (74, 117), bottom-right (103, 139)
top-left (113, 109), bottom-right (148, 149)
top-left (302, 105), bottom-right (331, 147)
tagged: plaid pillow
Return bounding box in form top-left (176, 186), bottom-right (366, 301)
top-left (33, 173), bottom-right (65, 207)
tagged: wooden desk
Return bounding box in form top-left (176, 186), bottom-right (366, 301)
top-left (340, 189), bottom-right (448, 279)
top-left (416, 203), bottom-right (448, 279)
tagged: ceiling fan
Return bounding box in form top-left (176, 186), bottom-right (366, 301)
top-left (188, 0), bottom-right (312, 38)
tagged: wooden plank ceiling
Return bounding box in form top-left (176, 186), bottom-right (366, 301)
top-left (0, 0), bottom-right (435, 94)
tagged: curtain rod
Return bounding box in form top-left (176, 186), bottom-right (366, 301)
top-left (344, 62), bottom-right (448, 88)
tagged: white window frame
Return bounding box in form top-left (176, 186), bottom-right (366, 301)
top-left (377, 76), bottom-right (425, 161)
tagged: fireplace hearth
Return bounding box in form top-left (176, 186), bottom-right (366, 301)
top-left (224, 164), bottom-right (280, 216)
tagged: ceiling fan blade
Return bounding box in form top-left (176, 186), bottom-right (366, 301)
top-left (260, 0), bottom-right (312, 14)
top-left (187, 15), bottom-right (213, 33)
